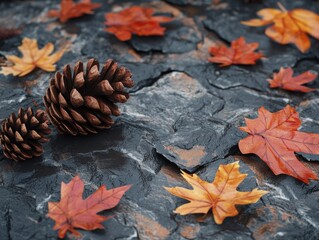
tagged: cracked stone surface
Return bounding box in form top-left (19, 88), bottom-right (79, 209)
top-left (1, 0), bottom-right (319, 239)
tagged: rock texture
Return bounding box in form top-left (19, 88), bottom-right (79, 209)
top-left (1, 0), bottom-right (319, 239)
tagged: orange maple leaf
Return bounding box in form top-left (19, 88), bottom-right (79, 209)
top-left (239, 105), bottom-right (319, 183)
top-left (241, 3), bottom-right (319, 53)
top-left (48, 0), bottom-right (101, 23)
top-left (208, 37), bottom-right (263, 67)
top-left (104, 6), bottom-right (173, 41)
top-left (47, 176), bottom-right (131, 238)
top-left (165, 162), bottom-right (267, 224)
top-left (0, 38), bottom-right (64, 77)
top-left (268, 67), bottom-right (317, 92)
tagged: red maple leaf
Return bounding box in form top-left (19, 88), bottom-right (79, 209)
top-left (104, 6), bottom-right (173, 41)
top-left (208, 37), bottom-right (263, 67)
top-left (268, 67), bottom-right (317, 92)
top-left (47, 176), bottom-right (131, 238)
top-left (239, 105), bottom-right (319, 183)
top-left (48, 0), bottom-right (101, 23)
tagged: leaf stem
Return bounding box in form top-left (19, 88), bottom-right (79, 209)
top-left (277, 2), bottom-right (287, 12)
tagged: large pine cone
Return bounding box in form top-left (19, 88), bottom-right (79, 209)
top-left (43, 58), bottom-right (134, 136)
top-left (0, 108), bottom-right (51, 161)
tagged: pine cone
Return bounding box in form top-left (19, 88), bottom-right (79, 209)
top-left (0, 108), bottom-right (51, 161)
top-left (43, 58), bottom-right (134, 136)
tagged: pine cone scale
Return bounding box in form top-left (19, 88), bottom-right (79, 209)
top-left (49, 85), bottom-right (59, 104)
top-left (21, 143), bottom-right (32, 151)
top-left (105, 62), bottom-right (118, 82)
top-left (88, 65), bottom-right (100, 82)
top-left (96, 80), bottom-right (114, 95)
top-left (63, 65), bottom-right (73, 84)
top-left (69, 109), bottom-right (87, 123)
top-left (74, 62), bottom-right (84, 76)
top-left (15, 131), bottom-right (24, 142)
top-left (60, 76), bottom-right (69, 97)
top-left (74, 72), bottom-right (85, 88)
top-left (70, 89), bottom-right (84, 107)
top-left (58, 93), bottom-right (68, 107)
top-left (59, 107), bottom-right (72, 122)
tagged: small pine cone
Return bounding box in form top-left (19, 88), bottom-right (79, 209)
top-left (43, 58), bottom-right (134, 136)
top-left (0, 108), bottom-right (51, 161)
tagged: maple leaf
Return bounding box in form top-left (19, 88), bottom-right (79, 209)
top-left (104, 6), bottom-right (173, 41)
top-left (239, 105), bottom-right (319, 183)
top-left (268, 67), bottom-right (317, 92)
top-left (0, 38), bottom-right (64, 77)
top-left (241, 3), bottom-right (319, 53)
top-left (48, 0), bottom-right (101, 23)
top-left (165, 161), bottom-right (267, 224)
top-left (47, 176), bottom-right (131, 238)
top-left (208, 37), bottom-right (263, 67)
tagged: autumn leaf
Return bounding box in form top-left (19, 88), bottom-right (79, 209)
top-left (239, 105), bottom-right (319, 183)
top-left (208, 37), bottom-right (263, 67)
top-left (0, 38), bottom-right (64, 77)
top-left (104, 6), bottom-right (173, 41)
top-left (47, 176), bottom-right (131, 238)
top-left (48, 0), bottom-right (101, 23)
top-left (268, 67), bottom-right (317, 92)
top-left (165, 162), bottom-right (267, 224)
top-left (241, 3), bottom-right (319, 52)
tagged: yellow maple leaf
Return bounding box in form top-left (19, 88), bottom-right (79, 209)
top-left (0, 38), bottom-right (65, 77)
top-left (241, 3), bottom-right (319, 52)
top-left (165, 161), bottom-right (267, 224)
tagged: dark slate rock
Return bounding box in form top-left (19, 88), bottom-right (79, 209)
top-left (155, 114), bottom-right (243, 171)
top-left (1, 0), bottom-right (319, 239)
top-left (296, 98), bottom-right (319, 162)
top-left (122, 71), bottom-right (240, 170)
top-left (197, 53), bottom-right (300, 93)
top-left (130, 19), bottom-right (202, 53)
top-left (238, 155), bottom-right (319, 239)
top-left (212, 87), bottom-right (290, 125)
top-left (0, 123), bottom-right (163, 240)
top-left (204, 0), bottom-right (319, 58)
top-left (122, 62), bottom-right (172, 92)
top-left (164, 0), bottom-right (211, 6)
top-left (0, 186), bottom-right (56, 240)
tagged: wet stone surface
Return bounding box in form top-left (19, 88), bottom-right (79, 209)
top-left (1, 0), bottom-right (319, 239)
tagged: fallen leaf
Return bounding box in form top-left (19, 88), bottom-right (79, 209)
top-left (241, 3), bottom-right (319, 52)
top-left (165, 161), bottom-right (267, 224)
top-left (268, 67), bottom-right (317, 92)
top-left (208, 37), bottom-right (263, 67)
top-left (0, 38), bottom-right (64, 77)
top-left (47, 176), bottom-right (131, 238)
top-left (239, 105), bottom-right (319, 183)
top-left (104, 6), bottom-right (173, 41)
top-left (48, 0), bottom-right (101, 23)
